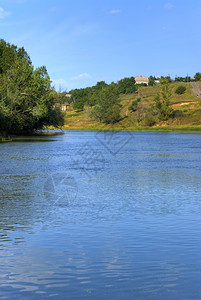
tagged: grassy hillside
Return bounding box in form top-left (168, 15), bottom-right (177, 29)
top-left (61, 82), bottom-right (201, 131)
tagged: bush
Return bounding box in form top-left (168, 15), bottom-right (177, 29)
top-left (143, 114), bottom-right (156, 127)
top-left (175, 86), bottom-right (186, 94)
top-left (172, 110), bottom-right (183, 117)
top-left (128, 96), bottom-right (141, 112)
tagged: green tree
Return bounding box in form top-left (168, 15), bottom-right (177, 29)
top-left (0, 40), bottom-right (63, 135)
top-left (159, 76), bottom-right (171, 84)
top-left (91, 84), bottom-right (121, 123)
top-left (175, 76), bottom-right (185, 82)
top-left (73, 98), bottom-right (85, 110)
top-left (154, 83), bottom-right (173, 121)
top-left (194, 72), bottom-right (201, 81)
top-left (93, 81), bottom-right (108, 91)
top-left (117, 77), bottom-right (137, 94)
top-left (148, 75), bottom-right (155, 86)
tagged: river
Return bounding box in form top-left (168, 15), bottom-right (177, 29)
top-left (0, 131), bottom-right (201, 299)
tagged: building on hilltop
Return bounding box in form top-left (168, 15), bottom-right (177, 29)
top-left (135, 76), bottom-right (149, 85)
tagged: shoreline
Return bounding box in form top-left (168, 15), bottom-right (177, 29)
top-left (46, 125), bottom-right (201, 132)
top-left (1, 126), bottom-right (201, 140)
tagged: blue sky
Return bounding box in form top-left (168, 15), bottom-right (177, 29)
top-left (0, 0), bottom-right (201, 91)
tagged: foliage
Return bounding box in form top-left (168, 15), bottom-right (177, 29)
top-left (93, 81), bottom-right (108, 91)
top-left (148, 75), bottom-right (156, 86)
top-left (194, 72), bottom-right (201, 81)
top-left (69, 77), bottom-right (138, 114)
top-left (159, 76), bottom-right (171, 84)
top-left (73, 98), bottom-right (85, 110)
top-left (0, 39), bottom-right (63, 135)
top-left (91, 84), bottom-right (121, 123)
top-left (143, 113), bottom-right (156, 126)
top-left (175, 76), bottom-right (192, 82)
top-left (117, 77), bottom-right (137, 94)
top-left (175, 85), bottom-right (186, 94)
top-left (128, 96), bottom-right (141, 112)
top-left (0, 39), bottom-right (30, 75)
top-left (86, 95), bottom-right (97, 107)
top-left (172, 110), bottom-right (183, 117)
top-left (154, 83), bottom-right (173, 120)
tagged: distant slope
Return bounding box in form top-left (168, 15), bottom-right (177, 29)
top-left (60, 82), bottom-right (201, 131)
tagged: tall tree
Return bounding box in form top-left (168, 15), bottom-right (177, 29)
top-left (0, 40), bottom-right (63, 135)
top-left (148, 75), bottom-right (155, 86)
top-left (194, 72), bottom-right (201, 81)
top-left (154, 83), bottom-right (173, 120)
top-left (117, 77), bottom-right (137, 94)
top-left (91, 84), bottom-right (121, 123)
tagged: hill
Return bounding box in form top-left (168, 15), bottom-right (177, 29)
top-left (60, 82), bottom-right (201, 131)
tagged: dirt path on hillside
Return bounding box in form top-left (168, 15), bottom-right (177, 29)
top-left (170, 101), bottom-right (198, 107)
top-left (190, 82), bottom-right (201, 97)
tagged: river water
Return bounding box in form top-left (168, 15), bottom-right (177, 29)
top-left (0, 131), bottom-right (201, 299)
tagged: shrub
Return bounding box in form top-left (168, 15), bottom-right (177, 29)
top-left (128, 96), bottom-right (141, 112)
top-left (143, 114), bottom-right (156, 126)
top-left (172, 110), bottom-right (183, 117)
top-left (175, 86), bottom-right (186, 94)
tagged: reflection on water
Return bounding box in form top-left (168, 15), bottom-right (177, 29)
top-left (0, 131), bottom-right (201, 299)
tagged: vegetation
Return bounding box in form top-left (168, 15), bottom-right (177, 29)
top-left (194, 73), bottom-right (201, 81)
top-left (175, 85), bottom-right (186, 94)
top-left (61, 81), bottom-right (201, 130)
top-left (117, 77), bottom-right (137, 94)
top-left (1, 39), bottom-right (201, 133)
top-left (175, 75), bottom-right (191, 82)
top-left (91, 84), bottom-right (121, 124)
top-left (128, 96), bottom-right (141, 112)
top-left (0, 39), bottom-right (64, 136)
top-left (148, 75), bottom-right (156, 86)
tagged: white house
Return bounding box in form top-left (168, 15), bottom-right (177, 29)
top-left (135, 76), bottom-right (149, 85)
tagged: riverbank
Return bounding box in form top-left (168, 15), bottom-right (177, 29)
top-left (58, 82), bottom-right (201, 132)
top-left (46, 124), bottom-right (201, 132)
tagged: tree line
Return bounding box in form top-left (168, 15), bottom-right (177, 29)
top-left (67, 72), bottom-right (200, 125)
top-left (1, 40), bottom-right (200, 132)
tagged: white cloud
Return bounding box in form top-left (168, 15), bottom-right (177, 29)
top-left (0, 7), bottom-right (11, 19)
top-left (110, 9), bottom-right (121, 14)
top-left (71, 73), bottom-right (91, 80)
top-left (164, 3), bottom-right (174, 9)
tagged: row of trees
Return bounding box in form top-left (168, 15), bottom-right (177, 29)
top-left (69, 72), bottom-right (201, 115)
top-left (67, 71), bottom-right (200, 125)
top-left (69, 77), bottom-right (139, 111)
top-left (148, 73), bottom-right (201, 86)
top-left (1, 40), bottom-right (200, 131)
top-left (0, 39), bottom-right (63, 135)
top-left (67, 77), bottom-right (142, 124)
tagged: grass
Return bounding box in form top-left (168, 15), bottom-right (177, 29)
top-left (51, 82), bottom-right (201, 132)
